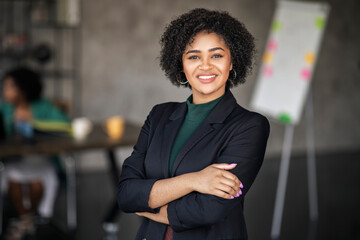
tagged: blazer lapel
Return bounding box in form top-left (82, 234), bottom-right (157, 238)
top-left (160, 103), bottom-right (187, 178)
top-left (170, 90), bottom-right (238, 177)
top-left (170, 121), bottom-right (215, 176)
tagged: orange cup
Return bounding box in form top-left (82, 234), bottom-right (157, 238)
top-left (104, 116), bottom-right (125, 140)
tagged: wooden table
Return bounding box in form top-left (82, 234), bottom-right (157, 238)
top-left (0, 122), bottom-right (141, 236)
top-left (0, 122), bottom-right (141, 157)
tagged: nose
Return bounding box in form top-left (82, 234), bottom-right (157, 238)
top-left (198, 58), bottom-right (213, 71)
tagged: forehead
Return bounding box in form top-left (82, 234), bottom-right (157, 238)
top-left (185, 31), bottom-right (228, 50)
top-left (4, 77), bottom-right (14, 84)
top-left (3, 77), bottom-right (18, 89)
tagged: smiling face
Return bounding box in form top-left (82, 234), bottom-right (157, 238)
top-left (182, 31), bottom-right (233, 104)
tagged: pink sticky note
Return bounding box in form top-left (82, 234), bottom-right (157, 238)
top-left (300, 68), bottom-right (311, 81)
top-left (267, 39), bottom-right (278, 51)
top-left (263, 66), bottom-right (273, 78)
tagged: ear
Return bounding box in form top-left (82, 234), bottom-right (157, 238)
top-left (230, 62), bottom-right (233, 71)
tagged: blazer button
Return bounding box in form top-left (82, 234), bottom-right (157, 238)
top-left (142, 238), bottom-right (146, 240)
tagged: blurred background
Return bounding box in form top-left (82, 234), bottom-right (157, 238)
top-left (0, 0), bottom-right (359, 240)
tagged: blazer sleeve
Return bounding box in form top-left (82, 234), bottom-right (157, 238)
top-left (117, 106), bottom-right (159, 214)
top-left (167, 114), bottom-right (270, 232)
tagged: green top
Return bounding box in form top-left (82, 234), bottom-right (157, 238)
top-left (168, 94), bottom-right (224, 175)
top-left (0, 98), bottom-right (70, 136)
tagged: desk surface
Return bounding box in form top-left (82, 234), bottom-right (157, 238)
top-left (0, 122), bottom-right (141, 158)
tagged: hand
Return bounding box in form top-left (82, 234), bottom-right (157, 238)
top-left (14, 107), bottom-right (32, 122)
top-left (136, 205), bottom-right (169, 224)
top-left (191, 163), bottom-right (243, 199)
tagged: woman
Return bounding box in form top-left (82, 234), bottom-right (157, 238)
top-left (0, 66), bottom-right (70, 239)
top-left (117, 8), bottom-right (270, 240)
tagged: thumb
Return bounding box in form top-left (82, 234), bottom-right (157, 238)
top-left (212, 163), bottom-right (237, 170)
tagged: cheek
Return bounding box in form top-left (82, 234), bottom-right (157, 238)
top-left (182, 61), bottom-right (196, 78)
top-left (216, 61), bottom-right (231, 78)
top-left (4, 88), bottom-right (19, 102)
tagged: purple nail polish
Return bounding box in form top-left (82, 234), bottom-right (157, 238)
top-left (230, 163), bottom-right (237, 166)
top-left (240, 183), bottom-right (244, 189)
top-left (231, 196), bottom-right (234, 199)
top-left (237, 190), bottom-right (241, 197)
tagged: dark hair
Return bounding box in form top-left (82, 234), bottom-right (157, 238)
top-left (160, 8), bottom-right (256, 88)
top-left (3, 66), bottom-right (43, 102)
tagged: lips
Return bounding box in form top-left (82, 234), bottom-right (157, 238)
top-left (197, 74), bottom-right (217, 83)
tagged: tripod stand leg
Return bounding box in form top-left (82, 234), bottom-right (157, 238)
top-left (306, 91), bottom-right (319, 221)
top-left (64, 154), bottom-right (77, 231)
top-left (271, 125), bottom-right (294, 239)
top-left (0, 162), bottom-right (4, 236)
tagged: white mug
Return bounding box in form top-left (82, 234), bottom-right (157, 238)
top-left (72, 117), bottom-right (93, 141)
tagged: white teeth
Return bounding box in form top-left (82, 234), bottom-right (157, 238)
top-left (198, 75), bottom-right (216, 79)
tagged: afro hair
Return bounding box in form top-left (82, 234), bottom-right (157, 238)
top-left (159, 8), bottom-right (256, 89)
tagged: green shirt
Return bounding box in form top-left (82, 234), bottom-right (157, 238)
top-left (168, 94), bottom-right (224, 175)
top-left (0, 98), bottom-right (70, 136)
top-left (0, 98), bottom-right (70, 180)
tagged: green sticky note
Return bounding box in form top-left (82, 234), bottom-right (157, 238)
top-left (272, 20), bottom-right (282, 32)
top-left (278, 113), bottom-right (292, 124)
top-left (315, 17), bottom-right (325, 29)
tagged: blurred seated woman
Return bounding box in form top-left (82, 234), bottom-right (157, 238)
top-left (0, 66), bottom-right (70, 239)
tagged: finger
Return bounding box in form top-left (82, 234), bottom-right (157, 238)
top-left (213, 188), bottom-right (235, 200)
top-left (216, 182), bottom-right (238, 197)
top-left (219, 178), bottom-right (240, 194)
top-left (221, 171), bottom-right (243, 191)
top-left (212, 163), bottom-right (237, 170)
top-left (222, 171), bottom-right (242, 187)
top-left (221, 170), bottom-right (239, 182)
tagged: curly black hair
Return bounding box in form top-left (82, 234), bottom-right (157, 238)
top-left (3, 66), bottom-right (43, 102)
top-left (160, 8), bottom-right (256, 88)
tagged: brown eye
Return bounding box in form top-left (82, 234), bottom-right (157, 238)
top-left (189, 55), bottom-right (199, 60)
top-left (212, 54), bottom-right (223, 59)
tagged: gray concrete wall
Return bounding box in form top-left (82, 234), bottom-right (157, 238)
top-left (78, 0), bottom-right (360, 170)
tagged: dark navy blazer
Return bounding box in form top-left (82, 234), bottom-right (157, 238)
top-left (117, 90), bottom-right (270, 240)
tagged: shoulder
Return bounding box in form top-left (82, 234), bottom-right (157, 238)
top-left (238, 105), bottom-right (269, 125)
top-left (31, 98), bottom-right (54, 110)
top-left (31, 98), bottom-right (69, 121)
top-left (0, 102), bottom-right (13, 115)
top-left (31, 98), bottom-right (53, 113)
top-left (151, 101), bottom-right (183, 112)
top-left (0, 101), bottom-right (11, 110)
top-left (232, 104), bottom-right (270, 136)
top-left (148, 101), bottom-right (184, 118)
top-left (31, 98), bottom-right (65, 113)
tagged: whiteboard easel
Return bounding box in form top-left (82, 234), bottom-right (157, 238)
top-left (270, 89), bottom-right (318, 239)
top-left (249, 1), bottom-right (330, 239)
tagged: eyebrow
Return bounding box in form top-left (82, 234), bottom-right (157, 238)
top-left (185, 47), bottom-right (225, 55)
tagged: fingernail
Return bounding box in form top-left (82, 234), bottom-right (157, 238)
top-left (240, 183), bottom-right (244, 189)
top-left (230, 163), bottom-right (237, 166)
top-left (236, 190), bottom-right (242, 197)
top-left (231, 196), bottom-right (234, 199)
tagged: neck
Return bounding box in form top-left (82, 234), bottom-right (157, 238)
top-left (192, 88), bottom-right (225, 104)
top-left (15, 99), bottom-right (29, 108)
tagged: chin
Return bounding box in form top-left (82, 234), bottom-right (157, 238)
top-left (193, 84), bottom-right (223, 96)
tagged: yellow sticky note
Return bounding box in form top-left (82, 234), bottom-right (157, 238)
top-left (305, 52), bottom-right (315, 65)
top-left (263, 52), bottom-right (273, 64)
